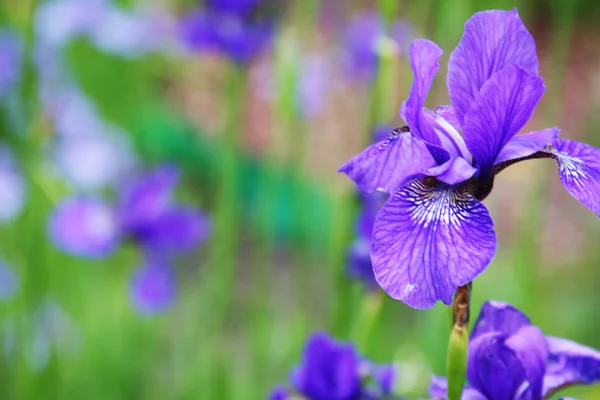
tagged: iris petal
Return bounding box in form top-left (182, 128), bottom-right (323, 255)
top-left (467, 332), bottom-right (526, 400)
top-left (338, 127), bottom-right (436, 194)
top-left (402, 39), bottom-right (443, 147)
top-left (371, 177), bottom-right (496, 308)
top-left (543, 336), bottom-right (600, 397)
top-left (545, 139), bottom-right (600, 216)
top-left (130, 258), bottom-right (177, 314)
top-left (448, 8), bottom-right (539, 125)
top-left (505, 325), bottom-right (548, 400)
top-left (462, 65), bottom-right (545, 175)
top-left (494, 127), bottom-right (560, 165)
top-left (471, 301), bottom-right (532, 340)
top-left (429, 376), bottom-right (487, 400)
top-left (138, 207), bottom-right (211, 254)
top-left (425, 156), bottom-right (477, 185)
top-left (48, 197), bottom-right (120, 258)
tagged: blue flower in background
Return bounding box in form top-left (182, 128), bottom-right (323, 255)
top-left (430, 301), bottom-right (600, 400)
top-left (344, 11), bottom-right (412, 81)
top-left (339, 9), bottom-right (600, 309)
top-left (35, 0), bottom-right (172, 56)
top-left (271, 332), bottom-right (395, 400)
top-left (48, 166), bottom-right (209, 313)
top-left (179, 0), bottom-right (277, 64)
top-left (0, 29), bottom-right (20, 98)
top-left (0, 145), bottom-right (27, 223)
top-left (0, 259), bottom-right (19, 300)
top-left (49, 165), bottom-right (210, 258)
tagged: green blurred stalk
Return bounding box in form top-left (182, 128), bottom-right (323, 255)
top-left (206, 64), bottom-right (247, 329)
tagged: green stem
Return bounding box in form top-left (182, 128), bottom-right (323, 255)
top-left (206, 64), bottom-right (247, 331)
top-left (446, 284), bottom-right (471, 400)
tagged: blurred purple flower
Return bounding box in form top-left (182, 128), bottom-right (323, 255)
top-left (51, 127), bottom-right (137, 190)
top-left (296, 54), bottom-right (334, 120)
top-left (89, 6), bottom-right (174, 57)
top-left (35, 0), bottom-right (106, 48)
top-left (49, 165), bottom-right (210, 258)
top-left (344, 12), bottom-right (412, 81)
top-left (273, 332), bottom-right (395, 400)
top-left (179, 1), bottom-right (275, 64)
top-left (130, 256), bottom-right (177, 314)
top-left (0, 146), bottom-right (26, 223)
top-left (0, 30), bottom-right (21, 98)
top-left (0, 259), bottom-right (19, 300)
top-left (430, 301), bottom-right (600, 400)
top-left (339, 9), bottom-right (600, 309)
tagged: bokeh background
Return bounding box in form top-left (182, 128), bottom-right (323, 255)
top-left (1, 0), bottom-right (600, 398)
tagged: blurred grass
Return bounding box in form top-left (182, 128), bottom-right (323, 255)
top-left (0, 0), bottom-right (600, 399)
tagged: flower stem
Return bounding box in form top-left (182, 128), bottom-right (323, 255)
top-left (446, 283), bottom-right (471, 400)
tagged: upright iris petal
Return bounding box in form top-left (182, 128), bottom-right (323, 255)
top-left (461, 64), bottom-right (545, 175)
top-left (447, 8), bottom-right (539, 125)
top-left (430, 301), bottom-right (600, 400)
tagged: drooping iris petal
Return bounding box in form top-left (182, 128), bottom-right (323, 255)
top-left (401, 39), bottom-right (445, 156)
top-left (494, 127), bottom-right (560, 165)
top-left (119, 165), bottom-right (179, 232)
top-left (544, 139), bottom-right (600, 216)
top-left (0, 30), bottom-right (21, 97)
top-left (338, 128), bottom-right (436, 194)
top-left (425, 156), bottom-right (477, 185)
top-left (471, 301), bottom-right (532, 340)
top-left (448, 8), bottom-right (539, 125)
top-left (0, 261), bottom-right (19, 299)
top-left (137, 207), bottom-right (211, 254)
top-left (543, 336), bottom-right (600, 397)
top-left (130, 258), bottom-right (177, 314)
top-left (292, 332), bottom-right (361, 400)
top-left (504, 325), bottom-right (548, 400)
top-left (467, 332), bottom-right (526, 400)
top-left (429, 376), bottom-right (487, 400)
top-left (371, 177), bottom-right (496, 308)
top-left (48, 197), bottom-right (120, 258)
top-left (461, 65), bottom-right (545, 174)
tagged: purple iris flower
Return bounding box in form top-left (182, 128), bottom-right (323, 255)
top-left (179, 0), bottom-right (276, 64)
top-left (0, 29), bottom-right (21, 98)
top-left (339, 9), bottom-right (600, 309)
top-left (271, 332), bottom-right (396, 400)
top-left (49, 165), bottom-right (210, 258)
top-left (430, 301), bottom-right (600, 400)
top-left (344, 11), bottom-right (412, 81)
